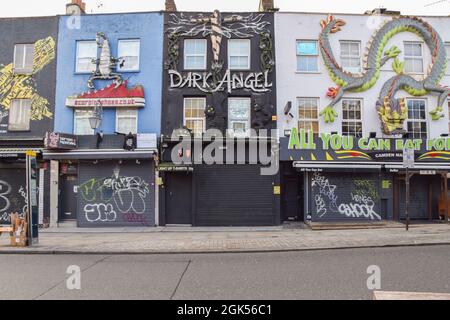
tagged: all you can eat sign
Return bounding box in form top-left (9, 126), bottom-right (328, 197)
top-left (281, 128), bottom-right (450, 162)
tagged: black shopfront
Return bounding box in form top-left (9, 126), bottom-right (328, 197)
top-left (160, 10), bottom-right (280, 226)
top-left (280, 131), bottom-right (450, 224)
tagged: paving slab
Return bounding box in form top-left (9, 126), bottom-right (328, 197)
top-left (0, 224), bottom-right (449, 254)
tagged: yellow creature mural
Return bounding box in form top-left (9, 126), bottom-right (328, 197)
top-left (0, 36), bottom-right (56, 124)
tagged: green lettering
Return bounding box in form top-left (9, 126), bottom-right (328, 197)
top-left (288, 127), bottom-right (300, 149)
top-left (321, 133), bottom-right (331, 150)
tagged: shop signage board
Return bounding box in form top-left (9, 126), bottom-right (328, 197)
top-left (45, 132), bottom-right (78, 150)
top-left (281, 128), bottom-right (450, 163)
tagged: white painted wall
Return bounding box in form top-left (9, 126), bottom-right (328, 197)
top-left (275, 12), bottom-right (450, 139)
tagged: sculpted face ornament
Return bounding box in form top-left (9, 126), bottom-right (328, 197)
top-left (165, 11), bottom-right (274, 93)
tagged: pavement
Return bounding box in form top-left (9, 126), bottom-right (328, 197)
top-left (0, 223), bottom-right (449, 254)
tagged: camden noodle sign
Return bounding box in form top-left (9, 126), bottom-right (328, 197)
top-left (169, 69), bottom-right (272, 93)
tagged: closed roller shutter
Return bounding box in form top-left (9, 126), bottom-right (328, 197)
top-left (0, 168), bottom-right (27, 224)
top-left (78, 160), bottom-right (155, 227)
top-left (195, 165), bottom-right (276, 226)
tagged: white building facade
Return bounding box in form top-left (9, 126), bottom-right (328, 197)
top-left (276, 10), bottom-right (450, 224)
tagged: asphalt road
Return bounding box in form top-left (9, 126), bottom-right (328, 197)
top-left (0, 245), bottom-right (449, 300)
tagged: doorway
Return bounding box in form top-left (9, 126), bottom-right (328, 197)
top-left (281, 164), bottom-right (304, 222)
top-left (59, 174), bottom-right (78, 221)
top-left (165, 173), bottom-right (193, 225)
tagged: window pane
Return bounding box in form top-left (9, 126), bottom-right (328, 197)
top-left (185, 56), bottom-right (205, 70)
top-left (14, 44), bottom-right (34, 73)
top-left (117, 109), bottom-right (138, 134)
top-left (228, 98), bottom-right (250, 136)
top-left (9, 100), bottom-right (31, 131)
top-left (76, 41), bottom-right (97, 73)
top-left (14, 45), bottom-right (25, 69)
top-left (297, 41), bottom-right (318, 56)
top-left (184, 98), bottom-right (206, 136)
top-left (74, 109), bottom-right (94, 135)
top-left (297, 56), bottom-right (318, 72)
top-left (446, 44), bottom-right (450, 74)
top-left (228, 98), bottom-right (251, 120)
top-left (229, 39), bottom-right (250, 56)
top-left (185, 39), bottom-right (206, 55)
top-left (118, 40), bottom-right (140, 71)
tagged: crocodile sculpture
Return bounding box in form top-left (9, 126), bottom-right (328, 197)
top-left (319, 15), bottom-right (448, 135)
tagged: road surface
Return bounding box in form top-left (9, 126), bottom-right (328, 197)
top-left (0, 245), bottom-right (449, 300)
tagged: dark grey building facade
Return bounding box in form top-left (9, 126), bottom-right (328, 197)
top-left (160, 10), bottom-right (280, 226)
top-left (0, 16), bottom-right (58, 226)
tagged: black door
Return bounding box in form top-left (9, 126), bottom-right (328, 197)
top-left (59, 175), bottom-right (78, 221)
top-left (165, 173), bottom-right (192, 225)
top-left (282, 174), bottom-right (303, 221)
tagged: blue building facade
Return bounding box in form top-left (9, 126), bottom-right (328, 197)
top-left (55, 12), bottom-right (163, 135)
top-left (44, 12), bottom-right (164, 228)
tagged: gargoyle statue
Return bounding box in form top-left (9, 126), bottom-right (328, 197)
top-left (88, 32), bottom-right (124, 89)
top-left (252, 103), bottom-right (272, 130)
top-left (205, 105), bottom-right (226, 132)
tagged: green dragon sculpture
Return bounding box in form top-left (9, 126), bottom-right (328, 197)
top-left (319, 15), bottom-right (448, 135)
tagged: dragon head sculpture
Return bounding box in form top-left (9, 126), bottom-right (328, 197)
top-left (377, 96), bottom-right (408, 135)
top-left (320, 15), bottom-right (346, 34)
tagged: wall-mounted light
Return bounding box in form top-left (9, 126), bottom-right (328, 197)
top-left (370, 132), bottom-right (377, 138)
top-left (284, 129), bottom-right (291, 137)
top-left (331, 131), bottom-right (338, 135)
top-left (441, 133), bottom-right (449, 137)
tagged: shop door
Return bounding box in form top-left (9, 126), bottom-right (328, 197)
top-left (282, 174), bottom-right (303, 221)
top-left (59, 175), bottom-right (78, 221)
top-left (165, 173), bottom-right (192, 225)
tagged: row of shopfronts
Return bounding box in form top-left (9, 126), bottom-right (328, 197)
top-left (1, 1), bottom-right (450, 228)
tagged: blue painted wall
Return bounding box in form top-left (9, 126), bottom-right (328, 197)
top-left (55, 12), bottom-right (163, 135)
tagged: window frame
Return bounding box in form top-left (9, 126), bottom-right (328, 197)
top-left (184, 39), bottom-right (207, 71)
top-left (13, 43), bottom-right (35, 75)
top-left (404, 41), bottom-right (424, 74)
top-left (75, 40), bottom-right (97, 74)
top-left (8, 99), bottom-right (32, 132)
top-left (339, 40), bottom-right (361, 74)
top-left (406, 98), bottom-right (428, 139)
top-left (227, 97), bottom-right (252, 138)
top-left (341, 98), bottom-right (363, 138)
top-left (183, 97), bottom-right (206, 137)
top-left (73, 109), bottom-right (95, 135)
top-left (228, 39), bottom-right (251, 70)
top-left (296, 40), bottom-right (319, 73)
top-left (448, 100), bottom-right (450, 133)
top-left (445, 42), bottom-right (450, 75)
top-left (117, 39), bottom-right (141, 72)
top-left (297, 97), bottom-right (319, 136)
top-left (115, 108), bottom-right (138, 134)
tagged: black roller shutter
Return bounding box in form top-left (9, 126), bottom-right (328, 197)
top-left (195, 165), bottom-right (276, 226)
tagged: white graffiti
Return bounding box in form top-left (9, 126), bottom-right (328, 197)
top-left (0, 182), bottom-right (27, 223)
top-left (315, 195), bottom-right (327, 218)
top-left (0, 180), bottom-right (11, 214)
top-left (311, 172), bottom-right (338, 210)
top-left (102, 176), bottom-right (149, 214)
top-left (0, 110), bottom-right (8, 123)
top-left (84, 203), bottom-right (117, 223)
top-left (338, 193), bottom-right (381, 221)
top-left (18, 186), bottom-right (28, 217)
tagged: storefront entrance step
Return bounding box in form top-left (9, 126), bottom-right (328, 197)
top-left (307, 221), bottom-right (404, 231)
top-left (373, 291), bottom-right (450, 300)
